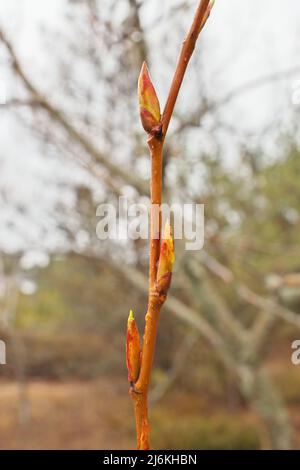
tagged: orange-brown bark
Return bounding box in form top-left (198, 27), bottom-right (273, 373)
top-left (129, 0), bottom-right (214, 450)
top-left (162, 0), bottom-right (210, 137)
top-left (130, 135), bottom-right (164, 450)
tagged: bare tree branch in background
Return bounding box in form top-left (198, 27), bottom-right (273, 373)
top-left (0, 27), bottom-right (148, 196)
top-left (202, 251), bottom-right (300, 330)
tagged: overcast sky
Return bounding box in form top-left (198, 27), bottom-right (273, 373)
top-left (0, 0), bottom-right (300, 255)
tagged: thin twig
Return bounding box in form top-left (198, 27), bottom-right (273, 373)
top-left (0, 27), bottom-right (148, 196)
top-left (202, 251), bottom-right (300, 330)
top-left (161, 0), bottom-right (210, 137)
top-left (130, 0), bottom-right (213, 449)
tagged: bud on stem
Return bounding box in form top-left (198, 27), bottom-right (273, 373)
top-left (156, 220), bottom-right (175, 295)
top-left (138, 62), bottom-right (161, 134)
top-left (126, 310), bottom-right (142, 383)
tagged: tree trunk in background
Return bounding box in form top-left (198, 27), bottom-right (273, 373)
top-left (11, 333), bottom-right (31, 426)
top-left (240, 367), bottom-right (291, 450)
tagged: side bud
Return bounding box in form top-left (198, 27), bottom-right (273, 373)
top-left (156, 220), bottom-right (175, 295)
top-left (138, 62), bottom-right (161, 134)
top-left (126, 310), bottom-right (142, 383)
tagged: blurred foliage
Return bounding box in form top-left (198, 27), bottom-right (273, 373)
top-left (204, 144), bottom-right (300, 276)
top-left (152, 412), bottom-right (261, 450)
top-left (275, 370), bottom-right (300, 406)
top-left (16, 256), bottom-right (141, 332)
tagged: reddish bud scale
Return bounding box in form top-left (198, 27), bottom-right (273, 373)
top-left (156, 221), bottom-right (175, 294)
top-left (138, 62), bottom-right (161, 134)
top-left (126, 310), bottom-right (142, 383)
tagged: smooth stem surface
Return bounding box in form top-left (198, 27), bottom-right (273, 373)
top-left (131, 136), bottom-right (164, 450)
top-left (131, 0), bottom-right (212, 450)
top-left (162, 0), bottom-right (210, 137)
top-left (131, 296), bottom-right (163, 449)
top-left (148, 136), bottom-right (163, 288)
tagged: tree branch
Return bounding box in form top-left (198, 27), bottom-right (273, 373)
top-left (129, 0), bottom-right (215, 449)
top-left (201, 251), bottom-right (300, 330)
top-left (0, 27), bottom-right (148, 196)
top-left (161, 0), bottom-right (211, 137)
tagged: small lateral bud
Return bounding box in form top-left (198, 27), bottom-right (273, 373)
top-left (138, 62), bottom-right (161, 134)
top-left (126, 310), bottom-right (142, 383)
top-left (156, 220), bottom-right (175, 295)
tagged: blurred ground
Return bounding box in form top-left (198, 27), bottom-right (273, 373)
top-left (0, 346), bottom-right (299, 450)
top-left (0, 378), bottom-right (132, 450)
top-left (0, 378), bottom-right (257, 450)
